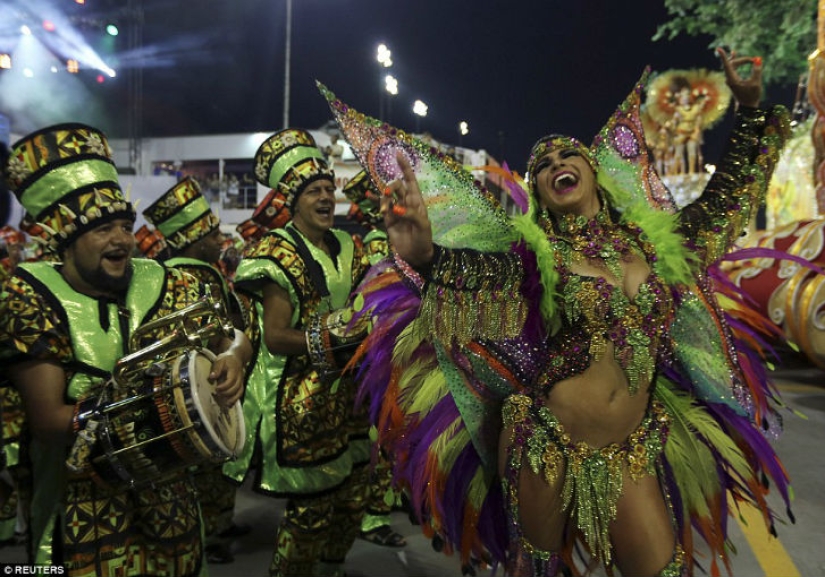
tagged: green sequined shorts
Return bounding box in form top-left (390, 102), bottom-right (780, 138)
top-left (501, 394), bottom-right (671, 568)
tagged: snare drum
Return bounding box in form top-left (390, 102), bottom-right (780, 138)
top-left (81, 348), bottom-right (245, 488)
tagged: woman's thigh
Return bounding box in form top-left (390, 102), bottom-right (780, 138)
top-left (610, 472), bottom-right (676, 576)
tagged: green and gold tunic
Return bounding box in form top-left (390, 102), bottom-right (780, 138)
top-left (0, 258), bottom-right (207, 577)
top-left (224, 222), bottom-right (372, 496)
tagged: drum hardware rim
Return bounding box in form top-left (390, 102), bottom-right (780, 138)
top-left (93, 420), bottom-right (228, 488)
top-left (176, 349), bottom-right (245, 458)
top-left (112, 294), bottom-right (235, 388)
top-left (96, 413), bottom-right (137, 487)
top-left (78, 292), bottom-right (241, 487)
top-left (93, 422), bottom-right (211, 458)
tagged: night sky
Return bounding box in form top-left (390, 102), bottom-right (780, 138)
top-left (0, 0), bottom-right (800, 171)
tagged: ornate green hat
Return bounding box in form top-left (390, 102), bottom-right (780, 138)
top-left (4, 123), bottom-right (134, 252)
top-left (253, 128), bottom-right (334, 211)
top-left (142, 176), bottom-right (220, 250)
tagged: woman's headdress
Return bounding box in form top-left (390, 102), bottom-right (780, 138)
top-left (342, 170), bottom-right (383, 228)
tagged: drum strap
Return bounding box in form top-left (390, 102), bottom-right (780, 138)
top-left (285, 224), bottom-right (341, 299)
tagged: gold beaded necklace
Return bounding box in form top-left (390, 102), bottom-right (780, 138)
top-left (542, 205), bottom-right (642, 285)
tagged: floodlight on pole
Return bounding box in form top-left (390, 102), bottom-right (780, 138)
top-left (376, 44), bottom-right (392, 68)
top-left (459, 121), bottom-right (469, 146)
top-left (385, 75), bottom-right (398, 95)
top-left (413, 100), bottom-right (428, 132)
top-left (106, 24), bottom-right (119, 36)
top-left (376, 44), bottom-right (393, 121)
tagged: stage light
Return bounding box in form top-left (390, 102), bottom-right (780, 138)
top-left (0, 54), bottom-right (10, 70)
top-left (43, 21), bottom-right (56, 32)
top-left (21, 25), bottom-right (32, 36)
top-left (96, 74), bottom-right (105, 83)
top-left (106, 24), bottom-right (119, 36)
top-left (67, 59), bottom-right (79, 73)
top-left (23, 68), bottom-right (34, 78)
top-left (75, 0), bottom-right (86, 4)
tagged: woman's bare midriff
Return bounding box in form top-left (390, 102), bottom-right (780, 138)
top-left (542, 348), bottom-right (651, 447)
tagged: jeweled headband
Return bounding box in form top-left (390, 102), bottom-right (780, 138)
top-left (525, 134), bottom-right (597, 192)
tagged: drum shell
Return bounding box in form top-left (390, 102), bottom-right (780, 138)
top-left (81, 349), bottom-right (244, 489)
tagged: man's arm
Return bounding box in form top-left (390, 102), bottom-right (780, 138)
top-left (9, 359), bottom-right (74, 446)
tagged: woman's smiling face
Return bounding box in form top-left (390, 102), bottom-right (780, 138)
top-left (532, 146), bottom-right (600, 218)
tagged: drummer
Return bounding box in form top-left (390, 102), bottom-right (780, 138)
top-left (222, 128), bottom-right (373, 577)
top-left (0, 123), bottom-right (252, 577)
top-left (143, 177), bottom-right (251, 564)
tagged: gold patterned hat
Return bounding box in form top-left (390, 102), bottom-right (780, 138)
top-left (251, 188), bottom-right (290, 230)
top-left (235, 218), bottom-right (266, 243)
top-left (253, 128), bottom-right (334, 210)
top-left (3, 123), bottom-right (134, 252)
top-left (342, 170), bottom-right (382, 227)
top-left (134, 224), bottom-right (169, 259)
top-left (142, 176), bottom-right (220, 251)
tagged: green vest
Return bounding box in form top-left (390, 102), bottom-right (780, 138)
top-left (15, 258), bottom-right (170, 564)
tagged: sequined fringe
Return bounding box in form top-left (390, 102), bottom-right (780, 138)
top-left (418, 248), bottom-right (527, 344)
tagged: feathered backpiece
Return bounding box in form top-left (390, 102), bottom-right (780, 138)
top-left (317, 81), bottom-right (517, 252)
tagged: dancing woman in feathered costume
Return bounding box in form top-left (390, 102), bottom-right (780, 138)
top-left (320, 49), bottom-right (794, 576)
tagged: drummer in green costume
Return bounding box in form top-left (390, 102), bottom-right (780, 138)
top-left (0, 123), bottom-right (252, 577)
top-left (143, 176), bottom-right (252, 565)
top-left (223, 128), bottom-right (372, 577)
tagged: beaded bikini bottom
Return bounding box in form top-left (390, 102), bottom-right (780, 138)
top-left (501, 394), bottom-right (671, 568)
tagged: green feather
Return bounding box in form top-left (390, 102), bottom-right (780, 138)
top-left (405, 365), bottom-right (448, 417)
top-left (622, 201), bottom-right (698, 285)
top-left (394, 318), bottom-right (427, 364)
top-left (655, 381), bottom-right (751, 518)
top-left (511, 212), bottom-right (561, 333)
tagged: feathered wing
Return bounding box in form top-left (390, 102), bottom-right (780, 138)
top-left (317, 81), bottom-right (517, 252)
top-left (348, 261), bottom-right (514, 568)
top-left (592, 67), bottom-right (679, 214)
top-left (320, 83), bottom-right (522, 566)
top-left (591, 70), bottom-right (796, 574)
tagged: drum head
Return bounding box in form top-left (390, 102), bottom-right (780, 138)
top-left (187, 349), bottom-right (246, 457)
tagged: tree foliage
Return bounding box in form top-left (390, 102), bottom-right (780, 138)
top-left (654, 0), bottom-right (818, 87)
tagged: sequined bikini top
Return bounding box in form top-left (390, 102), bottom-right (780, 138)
top-left (534, 211), bottom-right (677, 396)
